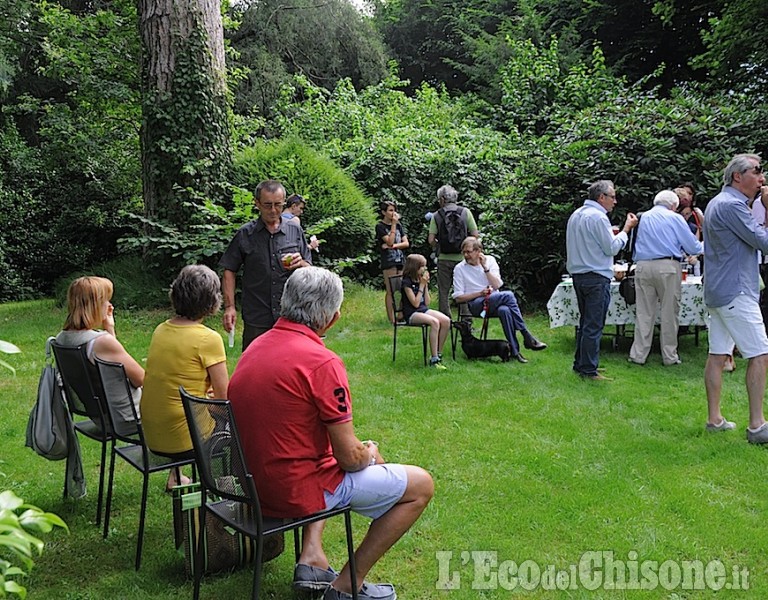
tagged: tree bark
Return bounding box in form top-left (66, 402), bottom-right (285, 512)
top-left (139, 0), bottom-right (231, 233)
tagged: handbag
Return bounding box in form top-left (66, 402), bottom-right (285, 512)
top-left (172, 481), bottom-right (284, 578)
top-left (618, 215), bottom-right (640, 306)
top-left (619, 275), bottom-right (636, 306)
top-left (25, 337), bottom-right (71, 461)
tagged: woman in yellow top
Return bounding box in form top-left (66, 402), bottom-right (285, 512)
top-left (141, 265), bottom-right (228, 490)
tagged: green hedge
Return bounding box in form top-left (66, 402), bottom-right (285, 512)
top-left (487, 88), bottom-right (768, 304)
top-left (233, 139), bottom-right (377, 269)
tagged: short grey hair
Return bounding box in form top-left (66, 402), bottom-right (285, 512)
top-left (437, 185), bottom-right (458, 205)
top-left (281, 267), bottom-right (344, 331)
top-left (654, 190), bottom-right (679, 210)
top-left (588, 180), bottom-right (615, 201)
top-left (170, 265), bottom-right (222, 320)
top-left (461, 236), bottom-right (482, 252)
top-left (723, 154), bottom-right (761, 186)
top-left (255, 179), bottom-right (286, 200)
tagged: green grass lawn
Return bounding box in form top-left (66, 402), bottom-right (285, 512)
top-left (1, 286), bottom-right (766, 599)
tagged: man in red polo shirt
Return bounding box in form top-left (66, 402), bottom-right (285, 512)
top-left (229, 267), bottom-right (434, 600)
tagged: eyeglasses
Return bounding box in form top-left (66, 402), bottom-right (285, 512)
top-left (259, 202), bottom-right (285, 210)
top-left (604, 192), bottom-right (616, 199)
top-left (743, 165), bottom-right (764, 175)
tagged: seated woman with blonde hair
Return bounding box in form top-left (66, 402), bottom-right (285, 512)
top-left (55, 276), bottom-right (144, 435)
top-left (141, 265), bottom-right (228, 490)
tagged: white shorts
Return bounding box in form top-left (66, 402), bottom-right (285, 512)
top-left (324, 463), bottom-right (408, 520)
top-left (708, 294), bottom-right (768, 358)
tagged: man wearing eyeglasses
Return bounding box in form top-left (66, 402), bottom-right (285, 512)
top-left (566, 180), bottom-right (638, 381)
top-left (220, 179), bottom-right (312, 350)
top-left (703, 154), bottom-right (768, 444)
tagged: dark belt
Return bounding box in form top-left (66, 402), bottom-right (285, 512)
top-left (651, 256), bottom-right (682, 261)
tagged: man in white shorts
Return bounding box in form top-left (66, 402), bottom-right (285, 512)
top-left (229, 267), bottom-right (434, 600)
top-left (703, 153), bottom-right (768, 443)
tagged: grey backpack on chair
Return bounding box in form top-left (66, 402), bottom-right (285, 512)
top-left (26, 337), bottom-right (71, 460)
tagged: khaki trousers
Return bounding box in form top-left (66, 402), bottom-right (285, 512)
top-left (437, 258), bottom-right (460, 317)
top-left (629, 259), bottom-right (682, 365)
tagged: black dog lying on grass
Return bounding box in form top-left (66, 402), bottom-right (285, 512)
top-left (452, 320), bottom-right (519, 363)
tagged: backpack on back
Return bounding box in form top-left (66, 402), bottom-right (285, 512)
top-left (435, 206), bottom-right (467, 254)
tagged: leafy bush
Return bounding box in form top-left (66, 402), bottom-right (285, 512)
top-left (119, 139), bottom-right (376, 288)
top-left (53, 255), bottom-right (169, 311)
top-left (0, 490), bottom-right (67, 598)
top-left (0, 1), bottom-right (141, 300)
top-left (271, 77), bottom-right (520, 262)
top-left (232, 139), bottom-right (377, 271)
top-left (486, 84), bottom-right (768, 304)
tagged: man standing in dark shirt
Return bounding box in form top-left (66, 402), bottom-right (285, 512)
top-left (220, 179), bottom-right (311, 350)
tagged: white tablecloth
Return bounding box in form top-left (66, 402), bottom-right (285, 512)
top-left (547, 276), bottom-right (708, 328)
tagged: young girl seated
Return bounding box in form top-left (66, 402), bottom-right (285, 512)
top-left (401, 254), bottom-right (451, 369)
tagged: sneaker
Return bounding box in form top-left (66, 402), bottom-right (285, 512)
top-left (746, 422), bottom-right (768, 444)
top-left (293, 564), bottom-right (338, 592)
top-left (705, 418), bottom-right (736, 432)
top-left (323, 583), bottom-right (397, 600)
top-left (429, 357), bottom-right (447, 370)
top-left (664, 358), bottom-right (682, 366)
top-left (627, 358), bottom-right (645, 366)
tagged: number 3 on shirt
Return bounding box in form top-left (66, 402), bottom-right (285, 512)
top-left (334, 387), bottom-right (348, 413)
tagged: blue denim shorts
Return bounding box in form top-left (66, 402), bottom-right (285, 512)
top-left (324, 463), bottom-right (408, 520)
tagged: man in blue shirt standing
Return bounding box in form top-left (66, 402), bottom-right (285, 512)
top-left (566, 180), bottom-right (638, 380)
top-left (628, 190), bottom-right (703, 366)
top-left (703, 154), bottom-right (768, 443)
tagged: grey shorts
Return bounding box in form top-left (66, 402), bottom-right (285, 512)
top-left (324, 463), bottom-right (408, 520)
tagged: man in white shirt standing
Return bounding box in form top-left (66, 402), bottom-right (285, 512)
top-left (628, 190), bottom-right (703, 366)
top-left (452, 236), bottom-right (546, 363)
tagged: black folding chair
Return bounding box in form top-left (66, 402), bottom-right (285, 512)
top-left (50, 341), bottom-right (114, 526)
top-left (96, 358), bottom-right (196, 570)
top-left (179, 387), bottom-right (358, 600)
top-left (389, 274), bottom-right (429, 366)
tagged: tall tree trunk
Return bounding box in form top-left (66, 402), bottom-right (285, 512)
top-left (139, 0), bottom-right (231, 236)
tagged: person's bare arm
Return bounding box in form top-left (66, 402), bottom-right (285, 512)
top-left (403, 284), bottom-right (421, 309)
top-left (207, 361), bottom-right (229, 399)
top-left (327, 421), bottom-right (380, 471)
top-left (92, 334), bottom-right (145, 388)
top-left (222, 270), bottom-right (237, 333)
